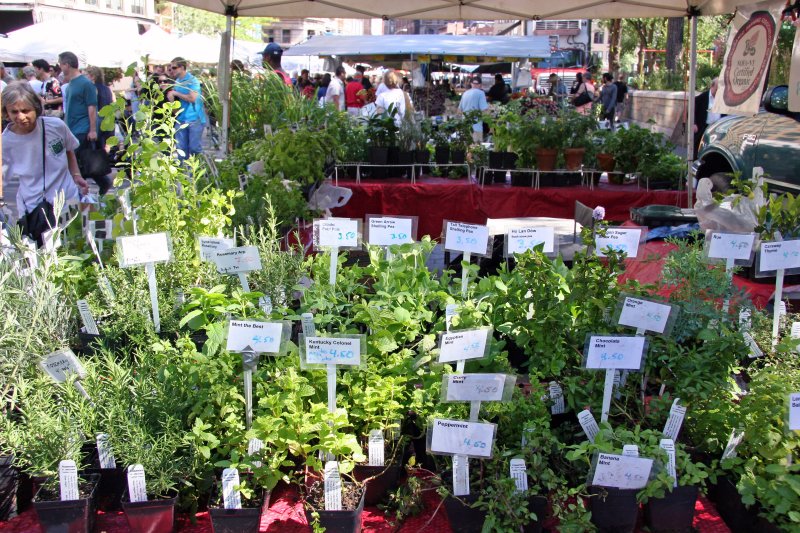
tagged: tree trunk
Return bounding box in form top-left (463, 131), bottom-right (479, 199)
top-left (608, 19), bottom-right (622, 74)
top-left (665, 17), bottom-right (685, 72)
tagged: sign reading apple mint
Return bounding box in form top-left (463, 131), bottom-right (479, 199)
top-left (584, 336), bottom-right (646, 370)
top-left (438, 328), bottom-right (492, 363)
top-left (429, 419), bottom-right (496, 458)
top-left (595, 228), bottom-right (643, 258)
top-left (506, 226), bottom-right (555, 256)
top-left (592, 453), bottom-right (653, 489)
top-left (226, 320), bottom-right (286, 354)
top-left (313, 218), bottom-right (360, 249)
top-left (443, 221), bottom-right (490, 255)
top-left (442, 374), bottom-right (514, 402)
top-left (198, 236), bottom-right (235, 262)
top-left (366, 215), bottom-right (416, 246)
top-left (617, 296), bottom-right (674, 335)
top-left (759, 240), bottom-right (800, 272)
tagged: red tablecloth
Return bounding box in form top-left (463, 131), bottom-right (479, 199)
top-left (332, 178), bottom-right (687, 240)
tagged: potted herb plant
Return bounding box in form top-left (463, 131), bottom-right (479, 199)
top-left (365, 108), bottom-right (398, 179)
top-left (487, 108), bottom-right (519, 184)
top-left (563, 111), bottom-right (597, 173)
top-left (209, 451), bottom-right (273, 533)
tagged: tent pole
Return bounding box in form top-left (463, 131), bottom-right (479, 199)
top-left (686, 14), bottom-right (697, 209)
top-left (221, 11), bottom-right (233, 155)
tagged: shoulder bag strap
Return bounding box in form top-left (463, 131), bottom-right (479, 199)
top-left (41, 118), bottom-right (46, 194)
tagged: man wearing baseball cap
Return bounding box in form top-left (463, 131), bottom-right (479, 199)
top-left (262, 42), bottom-right (292, 86)
top-left (458, 77), bottom-right (489, 142)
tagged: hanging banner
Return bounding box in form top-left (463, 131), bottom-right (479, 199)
top-left (713, 0), bottom-right (784, 115)
top-left (790, 25), bottom-right (800, 112)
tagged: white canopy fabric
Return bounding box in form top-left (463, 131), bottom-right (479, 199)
top-left (284, 35), bottom-right (551, 59)
top-left (170, 0), bottom-right (752, 19)
top-left (140, 27), bottom-right (262, 65)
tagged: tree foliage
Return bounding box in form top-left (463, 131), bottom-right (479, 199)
top-left (169, 3), bottom-right (275, 42)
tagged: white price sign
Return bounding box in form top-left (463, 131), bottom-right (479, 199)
top-left (444, 374), bottom-right (509, 402)
top-left (444, 222), bottom-right (490, 255)
top-left (790, 393), bottom-right (800, 431)
top-left (118, 233), bottom-right (171, 267)
top-left (618, 297), bottom-right (672, 334)
top-left (708, 232), bottom-right (755, 261)
top-left (40, 349), bottom-right (86, 382)
top-left (760, 240), bottom-right (800, 272)
top-left (226, 320), bottom-right (284, 353)
top-left (430, 419), bottom-right (495, 458)
top-left (198, 236), bottom-right (235, 262)
top-left (305, 337), bottom-right (361, 366)
top-left (592, 453), bottom-right (653, 489)
top-left (367, 216), bottom-right (414, 246)
top-left (585, 336), bottom-right (646, 370)
top-left (214, 246), bottom-right (262, 274)
top-left (595, 228), bottom-right (642, 258)
top-left (314, 219), bottom-right (359, 248)
top-left (439, 328), bottom-right (491, 363)
top-left (507, 227), bottom-right (555, 255)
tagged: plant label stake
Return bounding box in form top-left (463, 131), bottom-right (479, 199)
top-left (241, 347), bottom-right (259, 430)
top-left (59, 460), bottom-right (79, 501)
top-left (76, 300), bottom-right (100, 336)
top-left (96, 433), bottom-right (116, 469)
top-left (577, 409), bottom-right (600, 443)
top-left (721, 429), bottom-right (745, 460)
top-left (248, 438), bottom-right (264, 468)
top-left (313, 218), bottom-right (361, 286)
top-left (221, 468), bottom-right (242, 510)
top-left (759, 237), bottom-right (800, 346)
top-left (368, 429), bottom-right (385, 467)
top-left (301, 313), bottom-right (316, 337)
top-left (452, 454), bottom-right (469, 496)
top-left (660, 439), bottom-right (678, 487)
top-left (445, 304), bottom-right (457, 332)
top-left (662, 398), bottom-right (687, 440)
top-left (323, 461), bottom-right (342, 511)
top-left (198, 236), bottom-right (235, 262)
top-left (213, 246), bottom-right (262, 292)
top-left (591, 453), bottom-right (653, 490)
top-left (117, 233), bottom-right (172, 333)
top-left (594, 227), bottom-right (645, 259)
top-left (127, 464), bottom-right (148, 503)
top-left (583, 335), bottom-right (647, 423)
top-left (549, 382), bottom-right (565, 415)
top-left (705, 231), bottom-right (755, 313)
top-left (442, 221), bottom-right (491, 299)
top-left (40, 349), bottom-right (92, 402)
top-left (509, 458), bottom-right (528, 492)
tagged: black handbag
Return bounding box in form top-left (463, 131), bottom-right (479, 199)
top-left (77, 140), bottom-right (110, 178)
top-left (18, 119), bottom-right (56, 247)
top-left (573, 85), bottom-right (593, 107)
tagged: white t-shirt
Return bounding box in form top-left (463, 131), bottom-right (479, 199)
top-left (325, 77), bottom-right (345, 111)
top-left (375, 83), bottom-right (389, 98)
top-left (29, 79), bottom-right (44, 95)
top-left (375, 88), bottom-right (406, 126)
top-left (2, 116), bottom-right (80, 217)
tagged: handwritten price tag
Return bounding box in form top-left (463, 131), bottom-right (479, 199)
top-left (40, 349), bottom-right (86, 382)
top-left (618, 297), bottom-right (672, 334)
top-left (444, 222), bottom-right (490, 255)
top-left (592, 453), bottom-right (653, 489)
top-left (585, 336), bottom-right (646, 370)
top-left (430, 419), bottom-right (496, 458)
top-left (760, 240), bottom-right (800, 272)
top-left (438, 328), bottom-right (491, 363)
top-left (790, 393), bottom-right (800, 431)
top-left (707, 232), bottom-right (755, 261)
top-left (118, 233), bottom-right (171, 267)
top-left (198, 236), bottom-right (235, 262)
top-left (214, 246), bottom-right (262, 274)
top-left (367, 216), bottom-right (415, 246)
top-left (314, 219), bottom-right (360, 248)
top-left (226, 320), bottom-right (284, 353)
top-left (305, 337), bottom-right (362, 366)
top-left (507, 227), bottom-right (555, 255)
top-left (595, 228), bottom-right (642, 258)
top-left (444, 374), bottom-right (510, 402)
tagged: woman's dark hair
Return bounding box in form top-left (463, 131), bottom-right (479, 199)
top-left (321, 73), bottom-right (331, 87)
top-left (1, 81), bottom-right (43, 119)
top-left (575, 72), bottom-right (583, 84)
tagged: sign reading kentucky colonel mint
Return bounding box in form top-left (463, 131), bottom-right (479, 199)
top-left (714, 0), bottom-right (783, 115)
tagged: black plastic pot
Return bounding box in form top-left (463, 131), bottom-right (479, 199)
top-left (511, 172), bottom-right (533, 187)
top-left (33, 473), bottom-right (99, 533)
top-left (435, 146), bottom-right (450, 165)
top-left (85, 467), bottom-right (126, 512)
top-left (386, 146), bottom-right (400, 167)
top-left (589, 486), bottom-right (639, 533)
top-left (122, 490), bottom-right (177, 533)
top-left (443, 492), bottom-right (487, 533)
top-left (538, 173), bottom-right (555, 187)
top-left (706, 475), bottom-right (774, 533)
top-left (352, 462), bottom-right (402, 506)
top-left (398, 150), bottom-right (415, 179)
top-left (451, 149), bottom-right (466, 165)
top-left (368, 146), bottom-right (388, 179)
top-left (486, 151), bottom-right (506, 184)
top-left (0, 458), bottom-right (17, 521)
top-left (209, 488), bottom-right (271, 533)
top-left (77, 331), bottom-right (102, 355)
top-left (645, 485), bottom-right (698, 533)
top-left (524, 495), bottom-right (548, 533)
top-left (304, 482), bottom-right (364, 533)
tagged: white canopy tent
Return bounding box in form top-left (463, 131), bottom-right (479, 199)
top-left (170, 0), bottom-right (764, 203)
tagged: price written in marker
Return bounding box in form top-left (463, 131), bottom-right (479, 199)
top-left (618, 297), bottom-right (673, 334)
top-left (707, 232), bottom-right (755, 261)
top-left (430, 419), bottom-right (496, 458)
top-left (507, 227), bottom-right (555, 255)
top-left (444, 222), bottom-right (490, 255)
top-left (304, 337), bottom-right (362, 366)
top-left (443, 374), bottom-right (511, 402)
top-left (226, 320), bottom-right (284, 353)
top-left (314, 219), bottom-right (360, 249)
top-left (117, 233), bottom-right (171, 267)
top-left (367, 216), bottom-right (415, 246)
top-left (760, 240), bottom-right (800, 272)
top-left (595, 228), bottom-right (642, 258)
top-left (438, 328), bottom-right (491, 363)
top-left (585, 336), bottom-right (646, 370)
top-left (592, 453), bottom-right (654, 490)
top-left (198, 236), bottom-right (235, 262)
top-left (213, 246), bottom-right (262, 274)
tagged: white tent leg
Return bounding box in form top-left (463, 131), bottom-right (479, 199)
top-left (220, 13), bottom-right (233, 155)
top-left (686, 14), bottom-right (697, 208)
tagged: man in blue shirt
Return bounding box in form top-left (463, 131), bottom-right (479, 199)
top-left (166, 57), bottom-right (206, 159)
top-left (458, 77), bottom-right (489, 142)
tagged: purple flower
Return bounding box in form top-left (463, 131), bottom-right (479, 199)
top-left (592, 206), bottom-right (606, 221)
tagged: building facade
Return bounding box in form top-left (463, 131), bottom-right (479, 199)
top-left (0, 0), bottom-right (155, 34)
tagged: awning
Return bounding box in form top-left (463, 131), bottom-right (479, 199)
top-left (284, 35), bottom-right (551, 61)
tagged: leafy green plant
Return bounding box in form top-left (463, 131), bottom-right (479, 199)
top-left (365, 106), bottom-right (399, 148)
